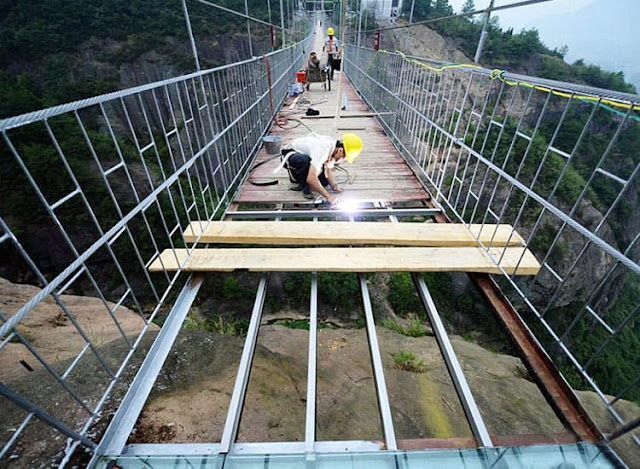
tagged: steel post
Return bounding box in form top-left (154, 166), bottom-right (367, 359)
top-left (244, 0), bottom-right (254, 56)
top-left (182, 0), bottom-right (201, 71)
top-left (474, 0), bottom-right (494, 64)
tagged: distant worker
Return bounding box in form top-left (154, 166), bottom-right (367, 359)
top-left (323, 27), bottom-right (340, 81)
top-left (305, 52), bottom-right (321, 91)
top-left (307, 51), bottom-right (320, 71)
top-left (275, 133), bottom-right (363, 204)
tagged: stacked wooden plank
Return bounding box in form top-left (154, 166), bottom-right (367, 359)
top-left (149, 221), bottom-right (540, 275)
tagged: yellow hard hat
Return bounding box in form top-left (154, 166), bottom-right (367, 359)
top-left (342, 133), bottom-right (363, 163)
top-left (327, 27), bottom-right (334, 35)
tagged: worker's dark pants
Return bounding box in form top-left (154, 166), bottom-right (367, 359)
top-left (327, 53), bottom-right (336, 80)
top-left (287, 153), bottom-right (329, 195)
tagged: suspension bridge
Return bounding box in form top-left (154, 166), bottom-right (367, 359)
top-left (0, 6), bottom-right (639, 469)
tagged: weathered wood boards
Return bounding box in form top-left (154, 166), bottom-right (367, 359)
top-left (182, 221), bottom-right (525, 247)
top-left (149, 247), bottom-right (540, 275)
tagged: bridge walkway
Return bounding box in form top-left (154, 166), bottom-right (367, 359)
top-left (235, 23), bottom-right (431, 208)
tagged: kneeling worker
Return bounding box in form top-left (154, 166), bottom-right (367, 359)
top-left (276, 133), bottom-right (363, 205)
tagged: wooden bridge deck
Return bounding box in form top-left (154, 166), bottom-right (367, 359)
top-left (234, 30), bottom-right (430, 207)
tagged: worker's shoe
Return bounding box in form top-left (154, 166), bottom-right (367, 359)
top-left (303, 189), bottom-right (315, 199)
top-left (290, 183), bottom-right (302, 191)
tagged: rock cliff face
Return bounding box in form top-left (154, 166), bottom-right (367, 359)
top-left (0, 276), bottom-right (160, 467)
top-left (0, 276), bottom-right (158, 381)
top-left (0, 281), bottom-right (638, 466)
top-left (386, 24), bottom-right (473, 64)
top-left (133, 326), bottom-right (639, 465)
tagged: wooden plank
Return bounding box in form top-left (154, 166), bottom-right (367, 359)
top-left (240, 178), bottom-right (424, 189)
top-left (236, 191), bottom-right (429, 203)
top-left (240, 66), bottom-right (431, 206)
top-left (183, 221), bottom-right (525, 247)
top-left (300, 112), bottom-right (393, 119)
top-left (148, 247), bottom-right (540, 275)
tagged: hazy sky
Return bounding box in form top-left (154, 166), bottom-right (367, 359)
top-left (447, 0), bottom-right (640, 91)
top-left (448, 0), bottom-right (599, 33)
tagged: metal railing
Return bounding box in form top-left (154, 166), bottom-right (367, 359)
top-left (0, 43), bottom-right (305, 466)
top-left (345, 45), bottom-right (640, 446)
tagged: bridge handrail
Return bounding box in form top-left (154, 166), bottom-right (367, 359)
top-left (345, 44), bottom-right (640, 448)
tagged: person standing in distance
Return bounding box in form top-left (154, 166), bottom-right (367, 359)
top-left (323, 27), bottom-right (340, 81)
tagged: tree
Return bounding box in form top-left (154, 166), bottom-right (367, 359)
top-left (433, 0), bottom-right (453, 17)
top-left (403, 0), bottom-right (431, 21)
top-left (461, 0), bottom-right (475, 23)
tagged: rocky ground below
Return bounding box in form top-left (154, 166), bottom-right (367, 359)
top-left (133, 325), bottom-right (639, 465)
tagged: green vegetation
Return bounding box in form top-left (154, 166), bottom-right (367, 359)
top-left (182, 314), bottom-right (249, 337)
top-left (528, 273), bottom-right (640, 403)
top-left (388, 273), bottom-right (422, 317)
top-left (283, 273), bottom-right (361, 312)
top-left (273, 319), bottom-right (337, 330)
top-left (0, 0), bottom-right (303, 118)
top-left (221, 277), bottom-right (254, 300)
top-left (382, 317), bottom-right (431, 337)
top-left (392, 349), bottom-right (426, 373)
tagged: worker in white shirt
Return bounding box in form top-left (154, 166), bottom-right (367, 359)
top-left (276, 133), bottom-right (363, 205)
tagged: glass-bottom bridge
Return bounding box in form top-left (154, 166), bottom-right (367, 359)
top-left (1, 22), bottom-right (638, 469)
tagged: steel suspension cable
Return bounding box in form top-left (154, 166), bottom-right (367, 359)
top-left (357, 0), bottom-right (552, 34)
top-left (191, 0), bottom-right (291, 31)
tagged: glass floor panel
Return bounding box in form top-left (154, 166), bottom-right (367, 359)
top-left (99, 442), bottom-right (616, 468)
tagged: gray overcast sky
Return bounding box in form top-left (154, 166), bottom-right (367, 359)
top-left (448, 0), bottom-right (599, 33)
top-left (447, 0), bottom-right (640, 91)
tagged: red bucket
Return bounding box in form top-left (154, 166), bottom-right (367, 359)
top-left (296, 71), bottom-right (307, 83)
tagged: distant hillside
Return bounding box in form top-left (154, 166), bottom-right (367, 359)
top-left (0, 0), bottom-right (287, 118)
top-left (390, 1), bottom-right (636, 95)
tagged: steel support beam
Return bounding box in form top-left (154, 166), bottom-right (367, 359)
top-left (470, 275), bottom-right (604, 443)
top-left (413, 275), bottom-right (494, 447)
top-left (219, 274), bottom-right (271, 453)
top-left (92, 275), bottom-right (204, 461)
top-left (224, 208), bottom-right (441, 219)
top-left (359, 274), bottom-right (397, 450)
top-left (305, 272), bottom-right (318, 452)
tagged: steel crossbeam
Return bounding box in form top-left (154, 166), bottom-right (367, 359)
top-left (413, 275), bottom-right (493, 447)
top-left (359, 274), bottom-right (398, 451)
top-left (305, 272), bottom-right (318, 453)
